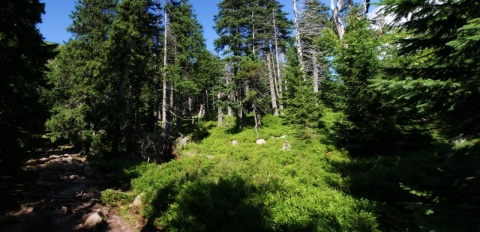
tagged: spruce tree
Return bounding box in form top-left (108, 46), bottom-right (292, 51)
top-left (107, 0), bottom-right (161, 154)
top-left (332, 16), bottom-right (400, 155)
top-left (46, 0), bottom-right (117, 153)
top-left (376, 0), bottom-right (480, 137)
top-left (0, 0), bottom-right (54, 166)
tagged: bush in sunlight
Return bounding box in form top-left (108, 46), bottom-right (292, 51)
top-left (120, 116), bottom-right (380, 231)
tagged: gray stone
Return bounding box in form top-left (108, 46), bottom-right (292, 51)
top-left (281, 140), bottom-right (291, 151)
top-left (177, 136), bottom-right (189, 146)
top-left (83, 212), bottom-right (105, 229)
top-left (133, 193), bottom-right (144, 207)
top-left (256, 139), bottom-right (266, 145)
top-left (232, 140), bottom-right (238, 146)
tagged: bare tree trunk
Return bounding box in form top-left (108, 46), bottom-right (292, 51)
top-left (161, 3), bottom-right (169, 139)
top-left (188, 96), bottom-right (194, 124)
top-left (225, 65), bottom-right (233, 116)
top-left (252, 12), bottom-right (256, 56)
top-left (312, 49), bottom-right (319, 93)
top-left (198, 104), bottom-right (205, 119)
top-left (331, 0), bottom-right (345, 42)
top-left (253, 104), bottom-right (260, 139)
top-left (267, 52), bottom-right (279, 116)
top-left (272, 8), bottom-right (284, 112)
top-left (293, 0), bottom-right (306, 80)
top-left (169, 82), bottom-right (174, 128)
top-left (217, 92), bottom-right (223, 127)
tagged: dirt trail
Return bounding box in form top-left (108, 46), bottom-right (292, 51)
top-left (0, 150), bottom-right (136, 232)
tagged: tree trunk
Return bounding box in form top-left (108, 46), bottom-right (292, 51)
top-left (253, 104), bottom-right (260, 139)
top-left (267, 52), bottom-right (279, 116)
top-left (331, 0), bottom-right (345, 42)
top-left (272, 9), bottom-right (284, 112)
top-left (293, 0), bottom-right (306, 80)
top-left (217, 92), bottom-right (223, 127)
top-left (198, 104), bottom-right (205, 119)
top-left (312, 49), bottom-right (319, 93)
top-left (161, 4), bottom-right (169, 139)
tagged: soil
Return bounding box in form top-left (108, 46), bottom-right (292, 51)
top-left (0, 149), bottom-right (138, 232)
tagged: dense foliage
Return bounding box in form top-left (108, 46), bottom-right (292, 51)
top-left (1, 0), bottom-right (479, 230)
top-left (0, 0), bottom-right (54, 168)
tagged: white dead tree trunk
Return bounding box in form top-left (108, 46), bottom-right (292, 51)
top-left (293, 0), bottom-right (306, 80)
top-left (217, 92), bottom-right (223, 126)
top-left (331, 0), bottom-right (345, 42)
top-left (267, 52), bottom-right (279, 116)
top-left (161, 1), bottom-right (169, 139)
top-left (312, 49), bottom-right (319, 93)
top-left (272, 8), bottom-right (284, 112)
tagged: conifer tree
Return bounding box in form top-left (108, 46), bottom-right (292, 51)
top-left (1, 0), bottom-right (54, 166)
top-left (107, 0), bottom-right (161, 154)
top-left (298, 0), bottom-right (330, 93)
top-left (375, 0), bottom-right (480, 137)
top-left (46, 0), bottom-right (117, 153)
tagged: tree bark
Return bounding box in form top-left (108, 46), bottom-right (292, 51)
top-left (267, 52), bottom-right (279, 116)
top-left (293, 0), bottom-right (306, 80)
top-left (161, 3), bottom-right (169, 139)
top-left (312, 49), bottom-right (319, 93)
top-left (217, 92), bottom-right (223, 126)
top-left (331, 0), bottom-right (345, 42)
top-left (272, 8), bottom-right (284, 112)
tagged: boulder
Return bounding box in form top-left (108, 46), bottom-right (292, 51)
top-left (133, 193), bottom-right (144, 207)
top-left (232, 140), bottom-right (238, 146)
top-left (281, 140), bottom-right (291, 151)
top-left (256, 139), bottom-right (266, 145)
top-left (83, 212), bottom-right (105, 229)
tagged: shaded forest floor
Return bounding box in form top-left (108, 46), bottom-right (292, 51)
top-left (1, 115), bottom-right (480, 231)
top-left (0, 148), bottom-right (136, 232)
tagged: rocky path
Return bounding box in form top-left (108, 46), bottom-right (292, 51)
top-left (0, 150), bottom-right (136, 232)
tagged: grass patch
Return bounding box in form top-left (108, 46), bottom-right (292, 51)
top-left (102, 115), bottom-right (380, 231)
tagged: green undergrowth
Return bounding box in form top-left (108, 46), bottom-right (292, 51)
top-left (101, 115), bottom-right (380, 231)
top-left (98, 114), bottom-right (480, 231)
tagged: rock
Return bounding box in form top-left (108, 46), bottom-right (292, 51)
top-left (83, 212), bottom-right (105, 229)
top-left (256, 139), bottom-right (266, 145)
top-left (281, 140), bottom-right (291, 151)
top-left (177, 135), bottom-right (189, 146)
top-left (206, 155), bottom-right (215, 159)
top-left (84, 165), bottom-right (94, 177)
top-left (133, 193), bottom-right (144, 207)
top-left (280, 135), bottom-right (286, 139)
top-left (232, 140), bottom-right (238, 146)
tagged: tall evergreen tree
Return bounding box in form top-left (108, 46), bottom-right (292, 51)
top-left (0, 0), bottom-right (54, 166)
top-left (374, 0), bottom-right (480, 137)
top-left (298, 0), bottom-right (330, 93)
top-left (165, 0), bottom-right (211, 129)
top-left (46, 0), bottom-right (117, 153)
top-left (107, 0), bottom-right (161, 154)
top-left (332, 16), bottom-right (400, 155)
top-left (215, 0), bottom-right (291, 129)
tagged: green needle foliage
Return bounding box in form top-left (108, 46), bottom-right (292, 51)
top-left (0, 0), bottom-right (55, 167)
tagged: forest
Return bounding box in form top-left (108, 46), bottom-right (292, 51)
top-left (1, 0), bottom-right (479, 231)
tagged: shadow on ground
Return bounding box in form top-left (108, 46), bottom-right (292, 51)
top-left (0, 148), bottom-right (135, 232)
top-left (328, 144), bottom-right (480, 231)
top-left (141, 175), bottom-right (277, 232)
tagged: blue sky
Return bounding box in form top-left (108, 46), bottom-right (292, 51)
top-left (38, 0), bottom-right (328, 53)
